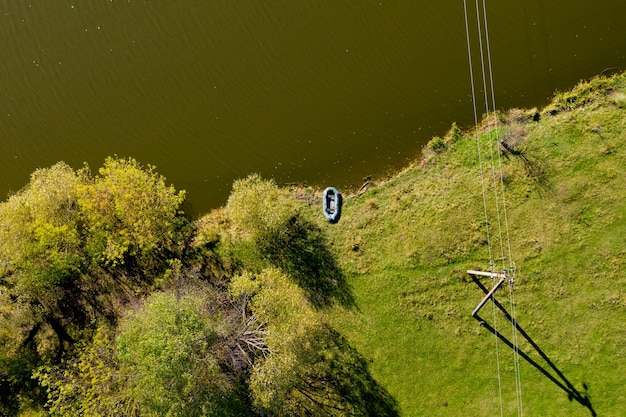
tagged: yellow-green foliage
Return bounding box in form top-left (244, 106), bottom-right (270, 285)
top-left (193, 207), bottom-right (231, 248)
top-left (231, 268), bottom-right (397, 416)
top-left (445, 122), bottom-right (463, 144)
top-left (35, 327), bottom-right (137, 417)
top-left (0, 158), bottom-right (190, 414)
top-left (231, 268), bottom-right (327, 414)
top-left (0, 163), bottom-right (85, 363)
top-left (428, 136), bottom-right (446, 153)
top-left (77, 157), bottom-right (186, 266)
top-left (227, 174), bottom-right (303, 243)
top-left (0, 162), bottom-right (82, 288)
top-left (116, 292), bottom-right (235, 417)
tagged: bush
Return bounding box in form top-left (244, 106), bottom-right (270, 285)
top-left (117, 292), bottom-right (241, 416)
top-left (445, 122), bottom-right (463, 145)
top-left (429, 136), bottom-right (446, 153)
top-left (77, 157), bottom-right (187, 268)
top-left (0, 158), bottom-right (190, 413)
top-left (226, 174), bottom-right (303, 244)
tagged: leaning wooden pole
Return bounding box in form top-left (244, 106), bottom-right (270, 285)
top-left (468, 270), bottom-right (597, 416)
top-left (470, 275), bottom-right (505, 318)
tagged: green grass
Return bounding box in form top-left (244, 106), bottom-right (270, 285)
top-left (304, 72), bottom-right (626, 416)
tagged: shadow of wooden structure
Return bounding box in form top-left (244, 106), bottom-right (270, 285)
top-left (469, 270), bottom-right (596, 417)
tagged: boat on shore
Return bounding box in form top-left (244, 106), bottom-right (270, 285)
top-left (322, 187), bottom-right (342, 223)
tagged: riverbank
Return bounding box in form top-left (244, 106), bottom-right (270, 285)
top-left (299, 72), bottom-right (626, 415)
top-left (2, 71), bottom-right (624, 416)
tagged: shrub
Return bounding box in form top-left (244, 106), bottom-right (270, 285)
top-left (77, 157), bottom-right (187, 268)
top-left (226, 174), bottom-right (302, 244)
top-left (428, 136), bottom-right (446, 153)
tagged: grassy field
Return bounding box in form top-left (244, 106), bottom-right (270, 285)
top-left (303, 72), bottom-right (626, 416)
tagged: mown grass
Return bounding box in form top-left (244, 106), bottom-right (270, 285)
top-left (303, 72), bottom-right (626, 416)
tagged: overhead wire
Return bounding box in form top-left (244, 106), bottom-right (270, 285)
top-left (476, 0), bottom-right (524, 413)
top-left (465, 0), bottom-right (525, 414)
top-left (462, 1), bottom-right (504, 415)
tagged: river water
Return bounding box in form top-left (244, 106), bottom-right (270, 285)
top-left (2, 1), bottom-right (625, 214)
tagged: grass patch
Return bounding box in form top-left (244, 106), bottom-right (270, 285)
top-left (305, 71), bottom-right (626, 416)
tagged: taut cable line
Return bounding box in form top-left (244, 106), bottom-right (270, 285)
top-left (464, 0), bottom-right (523, 414)
top-left (464, 7), bottom-right (599, 414)
top-left (463, 1), bottom-right (504, 415)
top-left (477, 0), bottom-right (524, 413)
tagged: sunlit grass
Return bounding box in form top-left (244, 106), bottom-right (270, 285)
top-left (309, 71), bottom-right (626, 416)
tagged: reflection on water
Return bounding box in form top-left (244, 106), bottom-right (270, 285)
top-left (1, 1), bottom-right (625, 214)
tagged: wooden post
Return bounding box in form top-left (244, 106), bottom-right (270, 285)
top-left (467, 269), bottom-right (597, 415)
top-left (471, 277), bottom-right (505, 317)
top-left (467, 270), bottom-right (507, 279)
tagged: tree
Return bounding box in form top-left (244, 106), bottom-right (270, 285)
top-left (226, 174), bottom-right (303, 244)
top-left (226, 174), bottom-right (352, 307)
top-left (0, 163), bottom-right (86, 359)
top-left (0, 162), bottom-right (83, 287)
top-left (35, 327), bottom-right (137, 417)
top-left (230, 268), bottom-right (322, 414)
top-left (77, 157), bottom-right (187, 270)
top-left (0, 158), bottom-right (189, 361)
top-left (37, 290), bottom-right (252, 417)
top-left (0, 163), bottom-right (87, 414)
top-left (231, 268), bottom-right (398, 416)
top-left (0, 158), bottom-right (190, 414)
top-left (116, 291), bottom-right (246, 417)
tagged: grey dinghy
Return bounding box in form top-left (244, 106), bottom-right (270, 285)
top-left (322, 187), bottom-right (342, 223)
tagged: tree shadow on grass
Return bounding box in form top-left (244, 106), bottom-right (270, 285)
top-left (500, 138), bottom-right (552, 193)
top-left (260, 214), bottom-right (354, 308)
top-left (298, 328), bottom-right (399, 417)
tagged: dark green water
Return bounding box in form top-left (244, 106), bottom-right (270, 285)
top-left (2, 1), bottom-right (625, 214)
